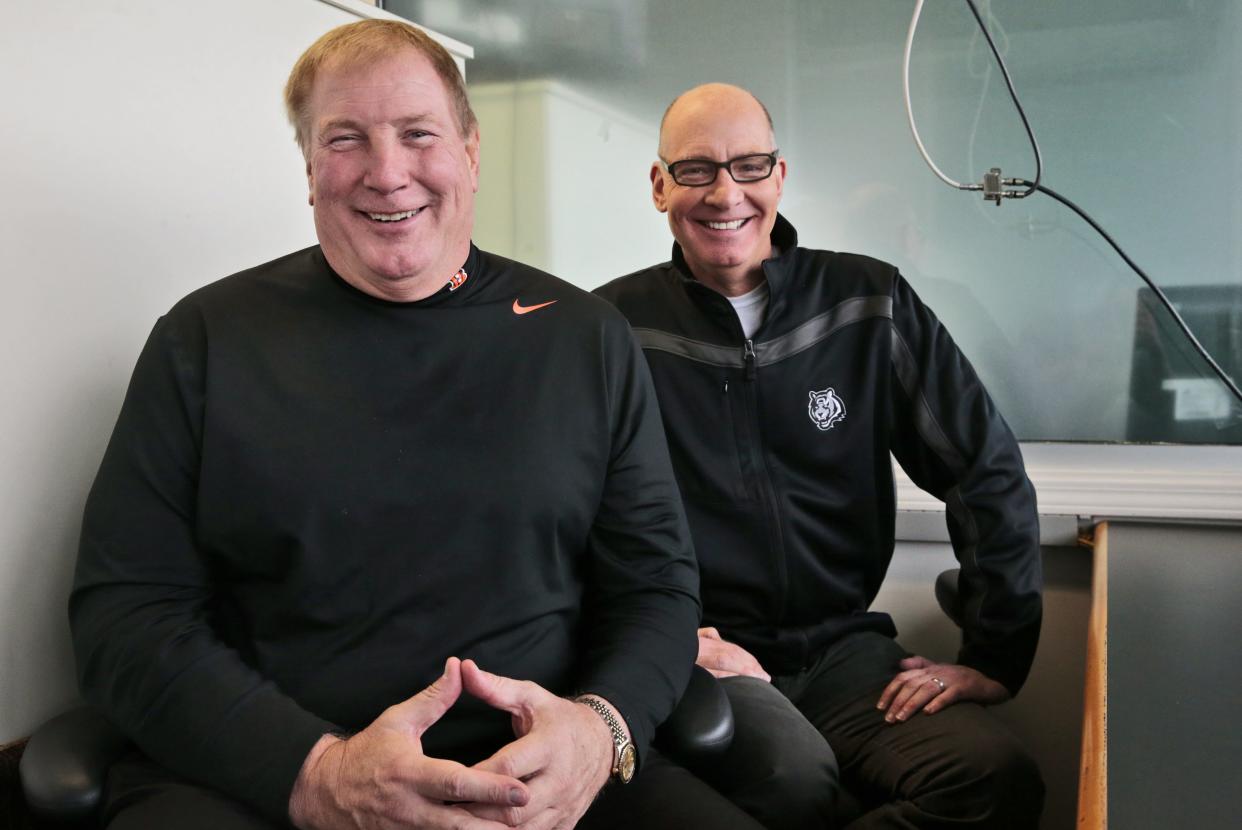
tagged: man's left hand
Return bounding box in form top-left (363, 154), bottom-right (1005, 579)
top-left (460, 659), bottom-right (616, 829)
top-left (876, 656), bottom-right (1009, 723)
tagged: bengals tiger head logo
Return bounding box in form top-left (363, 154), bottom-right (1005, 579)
top-left (808, 387), bottom-right (846, 431)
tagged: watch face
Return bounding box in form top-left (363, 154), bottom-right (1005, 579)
top-left (618, 743), bottom-right (637, 783)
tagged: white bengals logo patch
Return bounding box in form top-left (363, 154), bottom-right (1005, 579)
top-left (808, 387), bottom-right (846, 431)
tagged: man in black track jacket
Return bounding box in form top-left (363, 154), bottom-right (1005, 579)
top-left (595, 83), bottom-right (1045, 828)
top-left (69, 25), bottom-right (769, 830)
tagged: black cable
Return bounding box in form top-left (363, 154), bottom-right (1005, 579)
top-left (963, 0), bottom-right (1042, 196)
top-left (1019, 180), bottom-right (1242, 405)
top-left (955, 0), bottom-right (1241, 406)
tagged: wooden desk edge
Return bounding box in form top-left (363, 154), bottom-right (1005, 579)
top-left (1077, 521), bottom-right (1107, 828)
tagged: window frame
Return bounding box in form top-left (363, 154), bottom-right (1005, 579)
top-left (895, 442), bottom-right (1242, 545)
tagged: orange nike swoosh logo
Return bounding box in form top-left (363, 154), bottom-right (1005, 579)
top-left (512, 298), bottom-right (558, 315)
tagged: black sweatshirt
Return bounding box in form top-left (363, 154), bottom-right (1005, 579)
top-left (595, 215), bottom-right (1041, 695)
top-left (71, 245), bottom-right (700, 821)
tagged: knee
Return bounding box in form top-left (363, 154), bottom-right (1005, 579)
top-left (936, 729), bottom-right (1045, 826)
top-left (716, 677), bottom-right (841, 827)
top-left (766, 737), bottom-right (841, 797)
top-left (981, 736), bottom-right (1045, 822)
top-left (749, 732), bottom-right (841, 826)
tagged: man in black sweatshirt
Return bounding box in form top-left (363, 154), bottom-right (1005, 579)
top-left (595, 83), bottom-right (1045, 828)
top-left (71, 23), bottom-right (766, 830)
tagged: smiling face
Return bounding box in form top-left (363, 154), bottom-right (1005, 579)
top-left (306, 48), bottom-right (479, 302)
top-left (652, 84), bottom-right (785, 296)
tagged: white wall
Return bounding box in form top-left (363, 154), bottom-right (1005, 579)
top-left (0, 0), bottom-right (468, 743)
top-left (471, 80), bottom-right (669, 289)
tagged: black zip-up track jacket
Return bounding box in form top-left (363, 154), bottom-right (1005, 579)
top-left (596, 215), bottom-right (1041, 695)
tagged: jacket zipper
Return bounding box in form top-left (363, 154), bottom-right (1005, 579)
top-left (743, 339), bottom-right (757, 381)
top-left (737, 338), bottom-right (788, 625)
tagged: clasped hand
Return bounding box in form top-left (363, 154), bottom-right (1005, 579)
top-left (290, 657), bottom-right (615, 830)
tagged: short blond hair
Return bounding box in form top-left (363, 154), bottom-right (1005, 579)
top-left (284, 19), bottom-right (478, 156)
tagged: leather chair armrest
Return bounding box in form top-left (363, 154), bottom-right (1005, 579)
top-left (654, 664), bottom-right (735, 760)
top-left (935, 568), bottom-right (965, 629)
top-left (19, 705), bottom-right (131, 823)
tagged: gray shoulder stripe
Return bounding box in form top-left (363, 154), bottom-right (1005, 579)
top-left (757, 296), bottom-right (892, 366)
top-left (633, 295), bottom-right (893, 369)
top-left (632, 327), bottom-right (742, 368)
top-left (889, 328), bottom-right (968, 475)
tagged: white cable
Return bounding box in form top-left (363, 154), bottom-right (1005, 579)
top-left (903, 0), bottom-right (976, 190)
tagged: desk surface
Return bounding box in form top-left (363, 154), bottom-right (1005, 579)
top-left (1107, 521), bottom-right (1242, 829)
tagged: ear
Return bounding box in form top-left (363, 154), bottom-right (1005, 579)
top-left (773, 156), bottom-right (787, 201)
top-left (465, 125), bottom-right (481, 193)
top-left (809, 391), bottom-right (816, 401)
top-left (305, 157), bottom-right (315, 207)
top-left (651, 162), bottom-right (669, 213)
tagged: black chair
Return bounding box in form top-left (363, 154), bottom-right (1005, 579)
top-left (934, 567), bottom-right (966, 629)
top-left (18, 705), bottom-right (128, 825)
top-left (19, 664), bottom-right (734, 826)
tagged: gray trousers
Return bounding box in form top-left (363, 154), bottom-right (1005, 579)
top-left (698, 631), bottom-right (1044, 830)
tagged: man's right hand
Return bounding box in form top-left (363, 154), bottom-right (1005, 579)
top-left (697, 626), bottom-right (771, 681)
top-left (288, 657), bottom-right (529, 830)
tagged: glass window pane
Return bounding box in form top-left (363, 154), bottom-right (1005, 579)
top-left (387, 0), bottom-right (1242, 444)
top-left (731, 155), bottom-right (774, 180)
top-left (672, 160), bottom-right (718, 184)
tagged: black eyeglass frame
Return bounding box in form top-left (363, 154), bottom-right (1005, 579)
top-left (659, 151), bottom-right (781, 187)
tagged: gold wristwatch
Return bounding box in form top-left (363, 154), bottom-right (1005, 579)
top-left (576, 696), bottom-right (636, 784)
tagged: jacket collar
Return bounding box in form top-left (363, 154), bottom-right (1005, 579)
top-left (669, 213), bottom-right (800, 326)
top-left (670, 213), bottom-right (798, 286)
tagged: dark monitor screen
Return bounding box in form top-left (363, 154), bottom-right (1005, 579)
top-left (1127, 284), bottom-right (1242, 443)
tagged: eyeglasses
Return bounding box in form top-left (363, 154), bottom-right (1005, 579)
top-left (660, 151), bottom-right (780, 187)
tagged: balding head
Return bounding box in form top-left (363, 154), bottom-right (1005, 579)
top-left (658, 83), bottom-right (775, 159)
top-left (650, 83), bottom-right (786, 296)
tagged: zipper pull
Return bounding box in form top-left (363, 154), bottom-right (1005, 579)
top-left (723, 377), bottom-right (729, 394)
top-left (743, 339), bottom-right (757, 381)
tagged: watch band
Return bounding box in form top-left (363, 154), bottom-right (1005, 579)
top-left (576, 696), bottom-right (636, 784)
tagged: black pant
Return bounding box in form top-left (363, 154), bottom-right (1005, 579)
top-left (688, 676), bottom-right (841, 830)
top-left (700, 632), bottom-right (1045, 829)
top-left (101, 746), bottom-right (765, 830)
